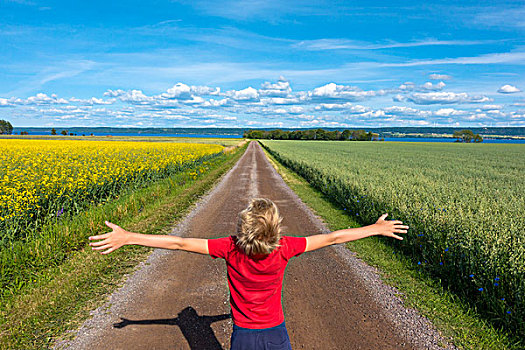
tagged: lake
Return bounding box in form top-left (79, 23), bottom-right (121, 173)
top-left (383, 137), bottom-right (525, 144)
top-left (9, 130), bottom-right (525, 143)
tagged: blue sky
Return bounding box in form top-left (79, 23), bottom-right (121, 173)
top-left (1, 0), bottom-right (524, 128)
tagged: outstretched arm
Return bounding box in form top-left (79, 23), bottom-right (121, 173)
top-left (89, 221), bottom-right (209, 255)
top-left (305, 214), bottom-right (408, 252)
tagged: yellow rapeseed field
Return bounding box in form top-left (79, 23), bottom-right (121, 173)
top-left (0, 139), bottom-right (223, 241)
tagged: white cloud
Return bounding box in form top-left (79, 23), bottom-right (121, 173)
top-left (497, 84), bottom-right (521, 93)
top-left (179, 96), bottom-right (205, 104)
top-left (510, 112), bottom-right (525, 120)
top-left (393, 94), bottom-right (406, 102)
top-left (396, 92), bottom-right (492, 105)
top-left (315, 102), bottom-right (371, 114)
top-left (359, 110), bottom-right (387, 118)
top-left (383, 106), bottom-right (431, 117)
top-left (383, 106), bottom-right (414, 114)
top-left (246, 120), bottom-right (285, 127)
top-left (398, 82), bottom-right (415, 91)
top-left (70, 97), bottom-right (115, 105)
top-left (462, 113), bottom-right (491, 121)
top-left (259, 77), bottom-right (292, 97)
top-left (0, 98), bottom-right (12, 107)
top-left (161, 83), bottom-right (193, 99)
top-left (119, 90), bottom-right (155, 105)
top-left (202, 98), bottom-right (231, 107)
top-left (5, 77), bottom-right (523, 127)
top-left (273, 108), bottom-right (288, 114)
top-left (21, 93), bottom-right (69, 105)
top-left (262, 97), bottom-right (302, 105)
top-left (484, 109), bottom-right (505, 116)
top-left (289, 106), bottom-right (304, 114)
top-left (429, 74), bottom-right (452, 80)
top-left (422, 81), bottom-right (446, 91)
top-left (315, 103), bottom-right (348, 111)
top-left (480, 104), bottom-right (503, 110)
top-left (104, 89), bottom-right (127, 97)
top-left (399, 81), bottom-right (445, 91)
top-left (150, 99), bottom-right (180, 108)
top-left (473, 7), bottom-right (525, 30)
top-left (382, 51), bottom-right (525, 67)
top-left (433, 108), bottom-right (467, 117)
top-left (41, 107), bottom-right (87, 114)
top-left (295, 39), bottom-right (497, 51)
top-left (226, 87), bottom-right (259, 101)
top-left (309, 83), bottom-right (378, 101)
top-left (243, 106), bottom-right (304, 116)
top-left (190, 85), bottom-right (221, 95)
top-left (405, 119), bottom-right (431, 126)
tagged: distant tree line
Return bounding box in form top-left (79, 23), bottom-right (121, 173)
top-left (0, 120), bottom-right (13, 135)
top-left (453, 129), bottom-right (483, 143)
top-left (244, 128), bottom-right (381, 141)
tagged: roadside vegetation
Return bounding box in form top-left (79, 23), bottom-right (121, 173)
top-left (0, 139), bottom-right (246, 350)
top-left (261, 140), bottom-right (524, 349)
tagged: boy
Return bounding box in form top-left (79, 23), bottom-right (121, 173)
top-left (89, 198), bottom-right (408, 349)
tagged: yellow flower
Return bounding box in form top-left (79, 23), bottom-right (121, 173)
top-left (0, 139), bottom-right (222, 232)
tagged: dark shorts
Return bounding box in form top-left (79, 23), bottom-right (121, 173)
top-left (230, 322), bottom-right (292, 350)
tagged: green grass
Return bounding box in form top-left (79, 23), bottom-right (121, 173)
top-left (260, 140), bottom-right (524, 339)
top-left (262, 145), bottom-right (522, 350)
top-left (0, 143), bottom-right (246, 350)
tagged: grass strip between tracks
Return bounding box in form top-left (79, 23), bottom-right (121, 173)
top-left (262, 144), bottom-right (521, 350)
top-left (0, 143), bottom-right (246, 350)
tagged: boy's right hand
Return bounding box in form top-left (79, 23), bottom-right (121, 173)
top-left (374, 214), bottom-right (409, 240)
top-left (88, 221), bottom-right (129, 254)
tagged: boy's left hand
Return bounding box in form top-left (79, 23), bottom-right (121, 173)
top-left (89, 221), bottom-right (129, 254)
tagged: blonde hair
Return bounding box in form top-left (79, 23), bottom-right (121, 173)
top-left (237, 198), bottom-right (282, 255)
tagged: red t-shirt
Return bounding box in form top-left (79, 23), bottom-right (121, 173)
top-left (208, 235), bottom-right (307, 329)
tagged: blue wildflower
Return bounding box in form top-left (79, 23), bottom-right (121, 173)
top-left (478, 287), bottom-right (483, 292)
top-left (418, 261), bottom-right (421, 265)
top-left (494, 277), bottom-right (500, 281)
top-left (501, 298), bottom-right (505, 301)
top-left (444, 248), bottom-right (449, 252)
top-left (469, 274), bottom-right (475, 278)
top-left (439, 262), bottom-right (443, 266)
top-left (506, 310), bottom-right (511, 314)
top-left (494, 283), bottom-right (499, 286)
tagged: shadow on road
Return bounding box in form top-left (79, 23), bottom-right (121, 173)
top-left (113, 306), bottom-right (231, 350)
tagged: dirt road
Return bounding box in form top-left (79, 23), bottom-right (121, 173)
top-left (60, 141), bottom-right (450, 349)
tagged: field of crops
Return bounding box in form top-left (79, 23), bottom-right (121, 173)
top-left (261, 140), bottom-right (524, 337)
top-left (0, 139), bottom-right (223, 245)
